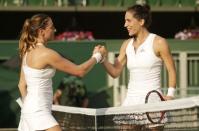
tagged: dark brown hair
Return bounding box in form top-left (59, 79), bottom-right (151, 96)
top-left (127, 4), bottom-right (152, 28)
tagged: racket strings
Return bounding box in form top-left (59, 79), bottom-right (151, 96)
top-left (145, 90), bottom-right (166, 124)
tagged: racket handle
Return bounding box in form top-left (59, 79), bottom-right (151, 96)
top-left (16, 97), bottom-right (23, 108)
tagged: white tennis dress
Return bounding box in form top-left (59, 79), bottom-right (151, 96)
top-left (122, 33), bottom-right (163, 106)
top-left (18, 53), bottom-right (58, 131)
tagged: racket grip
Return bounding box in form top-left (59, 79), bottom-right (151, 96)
top-left (16, 97), bottom-right (23, 108)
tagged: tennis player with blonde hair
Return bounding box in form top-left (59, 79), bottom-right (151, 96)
top-left (18, 13), bottom-right (106, 131)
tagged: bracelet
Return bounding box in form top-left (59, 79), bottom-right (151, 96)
top-left (167, 87), bottom-right (176, 97)
top-left (92, 52), bottom-right (102, 63)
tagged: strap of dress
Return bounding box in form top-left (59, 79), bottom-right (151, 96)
top-left (23, 53), bottom-right (28, 66)
top-left (148, 33), bottom-right (156, 47)
top-left (125, 38), bottom-right (134, 54)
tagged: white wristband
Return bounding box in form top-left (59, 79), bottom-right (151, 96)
top-left (92, 52), bottom-right (102, 63)
top-left (167, 87), bottom-right (176, 97)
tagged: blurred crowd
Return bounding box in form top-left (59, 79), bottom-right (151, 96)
top-left (174, 28), bottom-right (199, 40)
top-left (55, 31), bottom-right (95, 41)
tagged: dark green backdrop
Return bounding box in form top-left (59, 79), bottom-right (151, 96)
top-left (0, 39), bottom-right (199, 127)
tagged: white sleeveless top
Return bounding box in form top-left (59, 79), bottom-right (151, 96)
top-left (21, 53), bottom-right (56, 114)
top-left (18, 52), bottom-right (58, 131)
top-left (122, 33), bottom-right (163, 106)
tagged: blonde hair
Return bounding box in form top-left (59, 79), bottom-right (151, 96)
top-left (19, 14), bottom-right (50, 59)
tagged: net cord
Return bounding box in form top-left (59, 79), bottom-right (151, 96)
top-left (52, 96), bottom-right (199, 116)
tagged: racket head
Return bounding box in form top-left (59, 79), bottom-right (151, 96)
top-left (145, 90), bottom-right (165, 124)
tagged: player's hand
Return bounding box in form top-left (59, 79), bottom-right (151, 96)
top-left (92, 45), bottom-right (103, 63)
top-left (98, 46), bottom-right (107, 63)
top-left (163, 95), bottom-right (174, 100)
top-left (93, 45), bottom-right (102, 54)
top-left (92, 45), bottom-right (107, 63)
top-left (99, 46), bottom-right (107, 57)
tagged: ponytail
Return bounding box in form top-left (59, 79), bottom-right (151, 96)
top-left (19, 19), bottom-right (37, 59)
top-left (19, 14), bottom-right (49, 60)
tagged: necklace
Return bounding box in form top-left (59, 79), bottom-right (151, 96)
top-left (36, 43), bottom-right (44, 46)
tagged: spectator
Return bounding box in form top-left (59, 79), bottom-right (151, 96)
top-left (53, 75), bottom-right (89, 107)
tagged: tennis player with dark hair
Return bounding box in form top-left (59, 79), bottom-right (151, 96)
top-left (17, 13), bottom-right (106, 131)
top-left (101, 4), bottom-right (176, 130)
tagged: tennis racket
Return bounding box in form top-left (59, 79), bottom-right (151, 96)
top-left (145, 90), bottom-right (165, 124)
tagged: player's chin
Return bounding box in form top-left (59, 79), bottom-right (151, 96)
top-left (128, 32), bottom-right (134, 36)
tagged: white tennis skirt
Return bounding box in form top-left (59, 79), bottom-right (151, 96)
top-left (18, 112), bottom-right (58, 131)
top-left (117, 88), bottom-right (168, 127)
top-left (122, 87), bottom-right (163, 106)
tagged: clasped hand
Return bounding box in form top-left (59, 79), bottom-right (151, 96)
top-left (92, 45), bottom-right (107, 63)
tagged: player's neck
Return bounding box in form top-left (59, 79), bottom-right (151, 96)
top-left (36, 43), bottom-right (45, 46)
top-left (134, 29), bottom-right (149, 44)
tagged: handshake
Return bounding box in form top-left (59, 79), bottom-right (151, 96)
top-left (92, 45), bottom-right (107, 63)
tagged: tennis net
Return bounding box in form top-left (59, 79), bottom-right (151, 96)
top-left (52, 96), bottom-right (199, 131)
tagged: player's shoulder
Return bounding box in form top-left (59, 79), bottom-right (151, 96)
top-left (154, 35), bottom-right (167, 45)
top-left (122, 38), bottom-right (132, 45)
top-left (39, 46), bottom-right (60, 59)
top-left (120, 38), bottom-right (132, 50)
top-left (154, 34), bottom-right (170, 51)
top-left (44, 47), bottom-right (57, 54)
